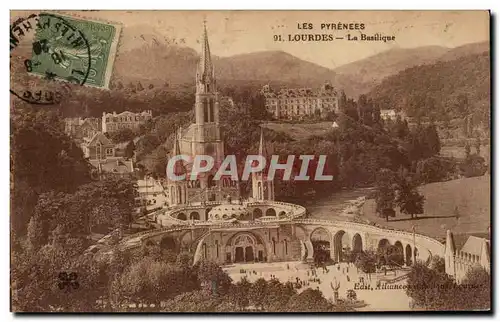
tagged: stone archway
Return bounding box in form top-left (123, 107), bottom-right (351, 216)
top-left (229, 232), bottom-right (265, 264)
top-left (253, 208), bottom-right (263, 219)
top-left (377, 239), bottom-right (391, 265)
top-left (405, 244), bottom-right (413, 266)
top-left (265, 208), bottom-right (277, 217)
top-left (393, 241), bottom-right (405, 266)
top-left (377, 239), bottom-right (391, 251)
top-left (310, 227), bottom-right (332, 264)
top-left (190, 211), bottom-right (200, 220)
top-left (333, 230), bottom-right (350, 263)
top-left (352, 233), bottom-right (363, 255)
top-left (177, 212), bottom-right (187, 220)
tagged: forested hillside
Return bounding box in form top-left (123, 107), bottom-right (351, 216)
top-left (368, 51), bottom-right (490, 126)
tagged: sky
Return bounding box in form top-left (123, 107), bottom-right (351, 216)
top-left (11, 10), bottom-right (490, 69)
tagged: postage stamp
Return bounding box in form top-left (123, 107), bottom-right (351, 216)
top-left (29, 12), bottom-right (121, 89)
top-left (10, 11), bottom-right (121, 105)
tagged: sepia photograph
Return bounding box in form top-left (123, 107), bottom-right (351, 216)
top-left (9, 9), bottom-right (491, 313)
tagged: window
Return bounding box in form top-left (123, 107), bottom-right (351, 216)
top-left (204, 100), bottom-right (209, 122)
top-left (209, 98), bottom-right (215, 122)
top-left (106, 148), bottom-right (113, 156)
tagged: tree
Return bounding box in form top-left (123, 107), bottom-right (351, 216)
top-left (464, 141), bottom-right (471, 158)
top-left (397, 189), bottom-right (424, 219)
top-left (455, 93), bottom-right (470, 117)
top-left (460, 154), bottom-right (487, 178)
top-left (108, 128), bottom-right (137, 144)
top-left (11, 109), bottom-right (91, 235)
top-left (285, 288), bottom-right (336, 312)
top-left (354, 251), bottom-right (377, 275)
top-left (390, 116), bottom-right (409, 139)
top-left (375, 169), bottom-right (396, 221)
top-left (381, 245), bottom-right (404, 267)
top-left (406, 263), bottom-right (490, 311)
top-left (32, 176), bottom-right (137, 242)
top-left (230, 277), bottom-right (251, 310)
top-left (395, 174), bottom-right (425, 219)
top-left (135, 134), bottom-right (161, 160)
top-left (125, 140), bottom-right (135, 158)
top-left (248, 92), bottom-right (270, 120)
top-left (196, 261), bottom-right (232, 297)
top-left (406, 263), bottom-right (455, 309)
top-left (424, 124), bottom-right (441, 156)
top-left (113, 258), bottom-right (193, 308)
top-left (248, 278), bottom-right (268, 310)
top-left (430, 255), bottom-right (446, 273)
top-left (415, 156), bottom-right (454, 184)
top-left (162, 290), bottom-right (240, 312)
top-left (456, 267), bottom-right (490, 310)
top-left (475, 137), bottom-right (481, 155)
top-left (263, 278), bottom-right (296, 311)
top-left (339, 90), bottom-right (347, 112)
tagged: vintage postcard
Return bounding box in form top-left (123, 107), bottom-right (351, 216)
top-left (10, 10), bottom-right (491, 312)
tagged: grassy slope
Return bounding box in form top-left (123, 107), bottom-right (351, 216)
top-left (361, 175), bottom-right (491, 242)
top-left (262, 122), bottom-right (332, 140)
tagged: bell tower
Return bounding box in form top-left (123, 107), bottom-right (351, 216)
top-left (167, 132), bottom-right (188, 206)
top-left (252, 128), bottom-right (275, 201)
top-left (177, 21), bottom-right (225, 192)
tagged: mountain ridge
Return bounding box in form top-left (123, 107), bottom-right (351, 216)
top-left (334, 41), bottom-right (489, 86)
top-left (110, 30), bottom-right (489, 98)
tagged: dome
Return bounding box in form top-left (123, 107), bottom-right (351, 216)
top-left (208, 204), bottom-right (250, 221)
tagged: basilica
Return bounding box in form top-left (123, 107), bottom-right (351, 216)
top-left (165, 22), bottom-right (271, 206)
top-left (111, 24), bottom-right (450, 275)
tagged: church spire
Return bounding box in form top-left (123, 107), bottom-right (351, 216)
top-left (173, 130), bottom-right (181, 155)
top-left (171, 130), bottom-right (186, 177)
top-left (198, 20), bottom-right (214, 84)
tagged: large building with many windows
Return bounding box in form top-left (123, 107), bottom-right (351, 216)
top-left (102, 110), bottom-right (153, 133)
top-left (261, 83), bottom-right (339, 119)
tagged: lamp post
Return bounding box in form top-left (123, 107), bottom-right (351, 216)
top-left (412, 225), bottom-right (416, 265)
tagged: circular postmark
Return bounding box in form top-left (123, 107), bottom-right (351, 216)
top-left (10, 12), bottom-right (92, 105)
